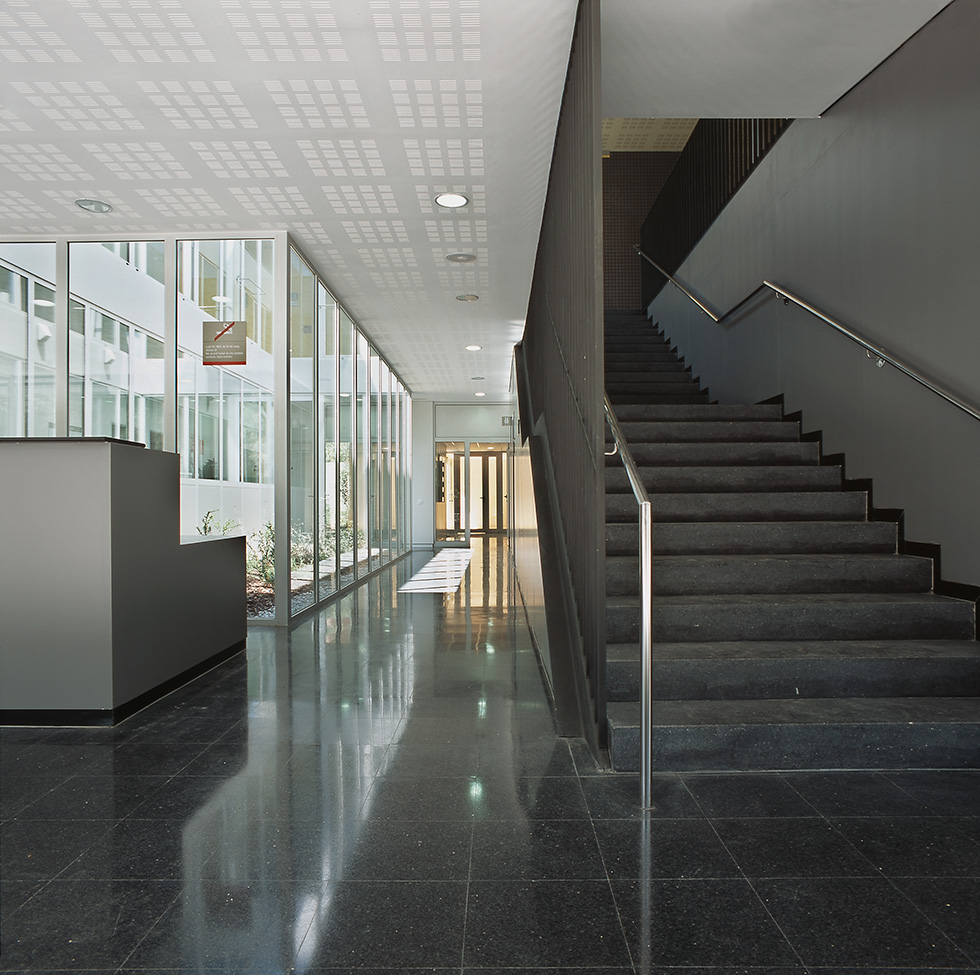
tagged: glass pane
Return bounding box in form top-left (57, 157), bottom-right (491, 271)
top-left (68, 241), bottom-right (166, 449)
top-left (380, 360), bottom-right (391, 563)
top-left (355, 331), bottom-right (371, 578)
top-left (177, 238), bottom-right (276, 620)
top-left (290, 249), bottom-right (316, 615)
top-left (0, 243), bottom-right (57, 438)
top-left (369, 347), bottom-right (382, 571)
top-left (338, 311), bottom-right (356, 589)
top-left (317, 282), bottom-right (338, 600)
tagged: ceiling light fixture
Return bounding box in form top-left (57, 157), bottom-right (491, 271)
top-left (475, 391), bottom-right (486, 397)
top-left (435, 192), bottom-right (468, 209)
top-left (212, 295), bottom-right (231, 304)
top-left (456, 294), bottom-right (479, 302)
top-left (75, 198), bottom-right (112, 214)
top-left (445, 252), bottom-right (477, 263)
top-left (465, 345), bottom-right (482, 351)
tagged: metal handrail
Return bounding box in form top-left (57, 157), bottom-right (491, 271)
top-left (635, 245), bottom-right (980, 424)
top-left (603, 394), bottom-right (654, 808)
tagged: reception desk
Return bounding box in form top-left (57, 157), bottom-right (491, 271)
top-left (0, 438), bottom-right (247, 725)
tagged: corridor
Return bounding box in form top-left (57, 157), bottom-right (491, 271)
top-left (2, 537), bottom-right (979, 972)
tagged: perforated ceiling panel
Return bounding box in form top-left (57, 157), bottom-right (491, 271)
top-left (0, 0), bottom-right (952, 398)
top-left (0, 0), bottom-right (579, 398)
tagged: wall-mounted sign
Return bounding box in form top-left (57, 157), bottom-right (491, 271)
top-left (203, 321), bottom-right (246, 366)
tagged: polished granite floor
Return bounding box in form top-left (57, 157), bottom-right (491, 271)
top-left (2, 537), bottom-right (980, 974)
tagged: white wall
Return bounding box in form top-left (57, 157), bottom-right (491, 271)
top-left (648, 0), bottom-right (980, 586)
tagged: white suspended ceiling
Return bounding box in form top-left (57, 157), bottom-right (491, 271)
top-left (0, 0), bottom-right (954, 400)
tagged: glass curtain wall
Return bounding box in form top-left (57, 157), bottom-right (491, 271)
top-left (0, 236), bottom-right (409, 622)
top-left (177, 238), bottom-right (276, 618)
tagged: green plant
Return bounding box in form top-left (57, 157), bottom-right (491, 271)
top-left (246, 521), bottom-right (276, 584)
top-left (197, 509), bottom-right (240, 536)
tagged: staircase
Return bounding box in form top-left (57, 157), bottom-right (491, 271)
top-left (603, 312), bottom-right (980, 771)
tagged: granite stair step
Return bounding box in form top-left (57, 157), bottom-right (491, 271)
top-left (604, 553), bottom-right (933, 596)
top-left (605, 490), bottom-right (868, 522)
top-left (605, 640), bottom-right (980, 702)
top-left (607, 697), bottom-right (980, 771)
top-left (605, 520), bottom-right (896, 555)
top-left (605, 464), bottom-right (841, 493)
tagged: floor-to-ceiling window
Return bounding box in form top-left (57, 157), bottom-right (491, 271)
top-left (0, 235), bottom-right (410, 623)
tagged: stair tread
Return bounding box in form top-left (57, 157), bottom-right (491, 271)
top-left (608, 696), bottom-right (980, 727)
top-left (607, 592), bottom-right (970, 608)
top-left (606, 639), bottom-right (980, 662)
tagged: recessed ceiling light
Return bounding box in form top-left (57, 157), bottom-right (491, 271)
top-left (33, 298), bottom-right (55, 307)
top-left (465, 345), bottom-right (482, 351)
top-left (75, 198), bottom-right (112, 214)
top-left (212, 295), bottom-right (231, 303)
top-left (435, 192), bottom-right (468, 209)
top-left (475, 391), bottom-right (487, 397)
top-left (446, 252), bottom-right (477, 263)
top-left (456, 294), bottom-right (479, 301)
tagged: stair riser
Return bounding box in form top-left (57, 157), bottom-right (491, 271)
top-left (611, 404), bottom-right (784, 422)
top-left (606, 466), bottom-right (841, 493)
top-left (605, 442), bottom-right (819, 466)
top-left (606, 492), bottom-right (868, 522)
top-left (608, 722), bottom-right (980, 772)
top-left (606, 383), bottom-right (703, 396)
top-left (608, 394), bottom-right (710, 406)
top-left (606, 370), bottom-right (693, 382)
top-left (605, 522), bottom-right (896, 556)
top-left (605, 556), bottom-right (932, 596)
top-left (615, 421), bottom-right (799, 442)
top-left (606, 353), bottom-right (681, 365)
top-left (606, 658), bottom-right (980, 702)
top-left (605, 603), bottom-right (976, 643)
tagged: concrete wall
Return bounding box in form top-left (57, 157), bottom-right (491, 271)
top-left (648, 0), bottom-right (980, 587)
top-left (0, 440), bottom-right (245, 716)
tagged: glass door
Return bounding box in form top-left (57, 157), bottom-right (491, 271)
top-left (435, 440), bottom-right (508, 545)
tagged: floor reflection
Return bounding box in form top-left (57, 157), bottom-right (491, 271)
top-left (3, 536), bottom-right (979, 973)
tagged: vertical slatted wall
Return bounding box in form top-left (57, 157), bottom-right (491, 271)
top-left (521, 0), bottom-right (606, 739)
top-left (640, 118), bottom-right (791, 307)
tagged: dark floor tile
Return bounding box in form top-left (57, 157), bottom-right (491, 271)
top-left (756, 877), bottom-right (972, 968)
top-left (178, 740), bottom-right (252, 776)
top-left (595, 818), bottom-right (740, 880)
top-left (470, 819), bottom-right (605, 880)
top-left (895, 876), bottom-right (980, 959)
top-left (0, 818), bottom-right (110, 880)
top-left (464, 970), bottom-right (635, 975)
top-left (476, 738), bottom-right (577, 777)
top-left (682, 772), bottom-right (820, 818)
top-left (109, 741), bottom-right (207, 776)
top-left (365, 774), bottom-right (588, 821)
top-left (336, 820), bottom-right (472, 880)
top-left (0, 880), bottom-right (46, 921)
top-left (297, 881), bottom-right (466, 969)
top-left (883, 770), bottom-right (980, 817)
top-left (711, 817), bottom-right (878, 878)
top-left (582, 772), bottom-right (702, 819)
top-left (377, 741), bottom-right (483, 777)
top-left (463, 880), bottom-right (631, 968)
top-left (0, 741), bottom-right (109, 776)
top-left (612, 878), bottom-right (799, 967)
top-left (118, 773), bottom-right (230, 820)
top-left (122, 880), bottom-right (317, 972)
top-left (951, 816), bottom-right (980, 843)
top-left (0, 774), bottom-right (64, 819)
top-left (62, 818), bottom-right (192, 881)
top-left (13, 773), bottom-right (168, 820)
top-left (0, 879), bottom-right (181, 970)
top-left (784, 770), bottom-right (936, 817)
top-left (832, 816), bottom-right (980, 877)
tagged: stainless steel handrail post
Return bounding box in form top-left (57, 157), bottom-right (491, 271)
top-left (604, 394), bottom-right (654, 808)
